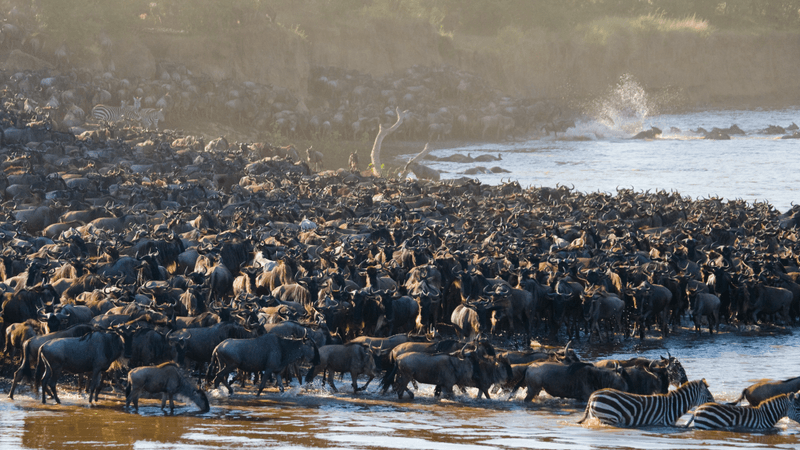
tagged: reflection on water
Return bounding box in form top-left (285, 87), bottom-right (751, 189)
top-left (3, 331), bottom-right (800, 449)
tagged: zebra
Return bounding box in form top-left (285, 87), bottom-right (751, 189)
top-left (136, 108), bottom-right (165, 130)
top-left (689, 392), bottom-right (800, 430)
top-left (91, 97), bottom-right (141, 124)
top-left (577, 379), bottom-right (714, 427)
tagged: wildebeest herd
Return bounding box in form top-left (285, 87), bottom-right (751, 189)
top-left (3, 74), bottom-right (800, 431)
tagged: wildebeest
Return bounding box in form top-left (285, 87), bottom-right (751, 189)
top-left (619, 365), bottom-right (669, 395)
top-left (305, 343), bottom-right (377, 392)
top-left (39, 303), bottom-right (94, 333)
top-left (168, 321), bottom-right (251, 372)
top-left (207, 333), bottom-right (320, 395)
top-left (595, 355), bottom-right (688, 388)
top-left (391, 351), bottom-right (479, 399)
top-left (126, 362), bottom-right (210, 413)
top-left (390, 347), bottom-right (510, 400)
top-left (128, 328), bottom-right (185, 368)
top-left (451, 301), bottom-right (494, 341)
top-left (8, 323), bottom-right (94, 399)
top-left (514, 361), bottom-right (628, 402)
top-left (4, 319), bottom-right (45, 360)
top-left (687, 289), bottom-right (721, 334)
top-left (729, 376), bottom-right (800, 407)
top-left (582, 290), bottom-right (624, 343)
top-left (38, 330), bottom-right (125, 404)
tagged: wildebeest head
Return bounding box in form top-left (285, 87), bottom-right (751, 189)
top-left (660, 353), bottom-right (688, 386)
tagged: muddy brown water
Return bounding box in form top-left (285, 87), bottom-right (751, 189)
top-left (2, 326), bottom-right (800, 449)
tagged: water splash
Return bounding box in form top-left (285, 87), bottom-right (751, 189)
top-left (585, 74), bottom-right (651, 136)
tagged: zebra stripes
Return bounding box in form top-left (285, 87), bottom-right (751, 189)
top-left (90, 101), bottom-right (139, 124)
top-left (691, 392), bottom-right (800, 430)
top-left (91, 97), bottom-right (164, 129)
top-left (578, 379), bottom-right (714, 427)
top-left (136, 108), bottom-right (165, 130)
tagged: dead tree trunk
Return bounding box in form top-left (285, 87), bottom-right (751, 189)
top-left (398, 143), bottom-right (431, 179)
top-left (370, 107), bottom-right (409, 177)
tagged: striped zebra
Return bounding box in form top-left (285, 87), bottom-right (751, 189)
top-left (91, 97), bottom-right (140, 124)
top-left (577, 379), bottom-right (714, 427)
top-left (690, 392), bottom-right (800, 430)
top-left (136, 108), bottom-right (165, 130)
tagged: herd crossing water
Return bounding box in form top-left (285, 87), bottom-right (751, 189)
top-left (3, 74), bottom-right (800, 449)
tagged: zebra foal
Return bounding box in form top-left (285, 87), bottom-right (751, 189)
top-left (578, 379), bottom-right (714, 427)
top-left (690, 392), bottom-right (800, 430)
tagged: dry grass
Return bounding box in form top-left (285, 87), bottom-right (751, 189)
top-left (581, 13), bottom-right (712, 46)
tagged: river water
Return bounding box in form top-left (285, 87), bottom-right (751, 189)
top-left (415, 78), bottom-right (800, 213)
top-left (2, 328), bottom-right (800, 449)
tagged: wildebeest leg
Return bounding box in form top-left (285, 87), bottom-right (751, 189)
top-left (256, 371), bottom-right (274, 396)
top-left (9, 367), bottom-right (25, 399)
top-left (441, 384), bottom-right (455, 398)
top-left (213, 363), bottom-right (235, 395)
top-left (359, 375), bottom-right (374, 392)
top-left (127, 387), bottom-right (142, 410)
top-left (326, 370), bottom-right (339, 393)
top-left (168, 394), bottom-right (175, 413)
top-left (40, 359), bottom-right (56, 404)
top-left (235, 369), bottom-right (248, 388)
top-left (394, 375), bottom-right (413, 399)
top-left (88, 370), bottom-right (103, 403)
top-left (524, 384), bottom-right (541, 402)
top-left (160, 393), bottom-right (168, 410)
top-left (48, 370), bottom-right (62, 404)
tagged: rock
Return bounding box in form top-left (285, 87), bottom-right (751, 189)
top-left (631, 127), bottom-right (662, 139)
top-left (705, 129), bottom-right (731, 140)
top-left (781, 131), bottom-right (800, 139)
top-left (4, 49), bottom-right (54, 71)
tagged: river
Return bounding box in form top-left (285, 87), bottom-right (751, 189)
top-left (2, 328), bottom-right (799, 449)
top-left (415, 79), bottom-right (800, 213)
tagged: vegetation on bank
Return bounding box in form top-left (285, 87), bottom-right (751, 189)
top-left (20, 0), bottom-right (800, 48)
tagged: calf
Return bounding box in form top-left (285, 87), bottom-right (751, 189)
top-left (126, 362), bottom-right (209, 412)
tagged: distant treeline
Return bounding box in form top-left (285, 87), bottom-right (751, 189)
top-left (387, 0), bottom-right (800, 34)
top-left (22, 0), bottom-right (800, 43)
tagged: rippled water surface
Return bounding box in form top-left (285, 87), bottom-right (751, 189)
top-left (421, 108), bottom-right (800, 213)
top-left (3, 330), bottom-right (800, 449)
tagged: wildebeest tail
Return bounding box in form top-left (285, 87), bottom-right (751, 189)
top-left (205, 349), bottom-right (219, 382)
top-left (726, 389), bottom-right (745, 406)
top-left (17, 339), bottom-right (35, 383)
top-left (509, 373), bottom-right (527, 395)
top-left (125, 379), bottom-right (131, 399)
top-left (380, 361), bottom-right (398, 394)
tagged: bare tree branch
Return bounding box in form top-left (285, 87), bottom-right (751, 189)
top-left (399, 143), bottom-right (431, 179)
top-left (370, 107), bottom-right (409, 177)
